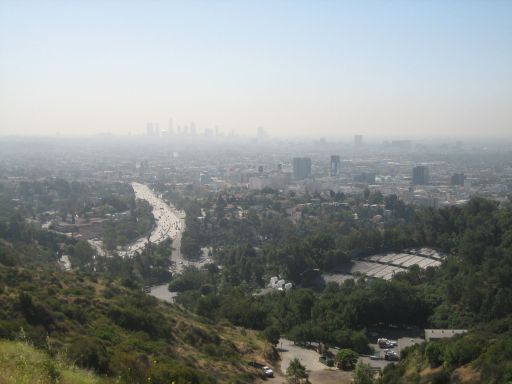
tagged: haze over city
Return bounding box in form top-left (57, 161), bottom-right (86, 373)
top-left (3, 2), bottom-right (512, 383)
top-left (1, 0), bottom-right (511, 139)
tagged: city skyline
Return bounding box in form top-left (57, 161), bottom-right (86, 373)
top-left (1, 1), bottom-right (511, 138)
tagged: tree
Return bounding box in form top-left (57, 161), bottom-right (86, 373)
top-left (336, 348), bottom-right (359, 370)
top-left (181, 230), bottom-right (201, 259)
top-left (353, 362), bottom-right (374, 384)
top-left (288, 323), bottom-right (316, 346)
top-left (263, 325), bottom-right (280, 346)
top-left (71, 239), bottom-right (95, 270)
top-left (286, 358), bottom-right (309, 384)
top-left (425, 342), bottom-right (444, 368)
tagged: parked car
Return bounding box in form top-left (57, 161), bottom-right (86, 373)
top-left (249, 362), bottom-right (273, 378)
top-left (384, 350), bottom-right (400, 361)
top-left (262, 366), bottom-right (274, 377)
top-left (378, 338), bottom-right (397, 348)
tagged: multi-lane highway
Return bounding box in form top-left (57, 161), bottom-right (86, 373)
top-left (119, 183), bottom-right (186, 270)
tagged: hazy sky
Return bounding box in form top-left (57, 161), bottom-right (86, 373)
top-left (0, 1), bottom-right (511, 139)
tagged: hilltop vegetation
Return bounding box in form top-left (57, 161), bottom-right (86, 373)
top-left (0, 241), bottom-right (274, 383)
top-left (379, 316), bottom-right (512, 384)
top-left (171, 196), bottom-right (512, 383)
top-left (2, 174), bottom-right (512, 383)
top-left (378, 198), bottom-right (512, 383)
top-left (0, 339), bottom-right (109, 384)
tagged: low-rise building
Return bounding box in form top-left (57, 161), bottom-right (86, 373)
top-left (424, 329), bottom-right (467, 342)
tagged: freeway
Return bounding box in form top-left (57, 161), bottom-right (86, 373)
top-left (119, 183), bottom-right (186, 271)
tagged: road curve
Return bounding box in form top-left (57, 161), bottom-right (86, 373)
top-left (119, 183), bottom-right (186, 268)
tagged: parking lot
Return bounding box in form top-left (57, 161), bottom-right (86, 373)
top-left (266, 331), bottom-right (424, 383)
top-left (360, 327), bottom-right (424, 370)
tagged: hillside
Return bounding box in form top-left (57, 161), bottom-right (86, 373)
top-left (170, 197), bottom-right (512, 383)
top-left (380, 316), bottom-right (512, 384)
top-left (0, 339), bottom-right (110, 384)
top-left (0, 245), bottom-right (275, 383)
top-left (2, 181), bottom-right (512, 384)
top-left (377, 199), bottom-right (512, 384)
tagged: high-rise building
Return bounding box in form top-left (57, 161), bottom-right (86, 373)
top-left (451, 173), bottom-right (465, 186)
top-left (354, 135), bottom-right (363, 146)
top-left (199, 172), bottom-right (211, 185)
top-left (330, 155), bottom-right (340, 177)
top-left (293, 157), bottom-right (312, 180)
top-left (154, 123), bottom-right (160, 137)
top-left (146, 123), bottom-right (154, 136)
top-left (413, 165), bottom-right (429, 185)
top-left (168, 118), bottom-right (174, 134)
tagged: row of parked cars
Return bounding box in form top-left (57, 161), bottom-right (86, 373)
top-left (377, 338), bottom-right (397, 349)
top-left (377, 338), bottom-right (400, 361)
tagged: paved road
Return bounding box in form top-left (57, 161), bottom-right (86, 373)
top-left (119, 183), bottom-right (186, 271)
top-left (128, 184), bottom-right (217, 303)
top-left (266, 338), bottom-right (412, 383)
top-left (279, 339), bottom-right (328, 373)
top-left (264, 339), bottom-right (352, 384)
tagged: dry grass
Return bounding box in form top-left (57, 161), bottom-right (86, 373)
top-left (0, 340), bottom-right (111, 384)
top-left (451, 366), bottom-right (481, 383)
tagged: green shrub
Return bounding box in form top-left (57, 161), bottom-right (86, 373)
top-left (67, 337), bottom-right (109, 373)
top-left (425, 342), bottom-right (445, 368)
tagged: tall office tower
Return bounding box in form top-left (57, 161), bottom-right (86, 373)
top-left (354, 134), bottom-right (363, 146)
top-left (451, 173), bottom-right (465, 186)
top-left (190, 122), bottom-right (197, 135)
top-left (154, 123), bottom-right (160, 137)
top-left (413, 165), bottom-right (430, 185)
top-left (293, 157), bottom-right (312, 180)
top-left (330, 155), bottom-right (340, 176)
top-left (168, 118), bottom-right (174, 134)
top-left (146, 123), bottom-right (154, 136)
